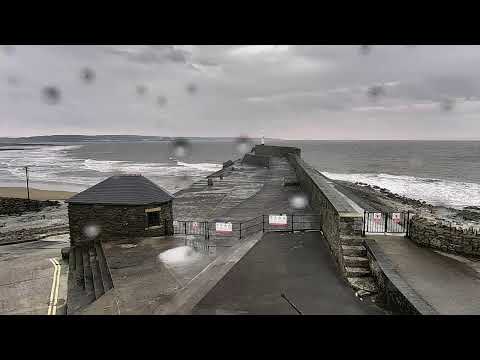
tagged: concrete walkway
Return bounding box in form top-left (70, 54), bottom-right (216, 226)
top-left (0, 235), bottom-right (69, 315)
top-left (370, 236), bottom-right (480, 315)
top-left (192, 232), bottom-right (384, 315)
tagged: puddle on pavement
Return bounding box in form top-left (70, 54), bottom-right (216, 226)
top-left (158, 240), bottom-right (216, 266)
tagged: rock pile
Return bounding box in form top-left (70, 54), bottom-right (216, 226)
top-left (0, 197), bottom-right (60, 216)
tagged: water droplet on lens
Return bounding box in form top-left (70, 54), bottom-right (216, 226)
top-left (42, 86), bottom-right (61, 105)
top-left (359, 45), bottom-right (372, 55)
top-left (136, 85), bottom-right (147, 96)
top-left (234, 136), bottom-right (253, 156)
top-left (440, 98), bottom-right (455, 112)
top-left (367, 85), bottom-right (385, 101)
top-left (157, 96), bottom-right (168, 106)
top-left (171, 138), bottom-right (192, 159)
top-left (289, 193), bottom-right (309, 209)
top-left (81, 67), bottom-right (95, 83)
top-left (83, 224), bottom-right (101, 239)
top-left (186, 83), bottom-right (197, 95)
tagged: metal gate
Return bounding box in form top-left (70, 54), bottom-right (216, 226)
top-left (173, 213), bottom-right (321, 240)
top-left (363, 211), bottom-right (410, 235)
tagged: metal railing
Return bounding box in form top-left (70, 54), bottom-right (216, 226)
top-left (173, 214), bottom-right (321, 241)
top-left (363, 211), bottom-right (410, 235)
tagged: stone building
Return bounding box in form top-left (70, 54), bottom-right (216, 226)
top-left (66, 174), bottom-right (174, 244)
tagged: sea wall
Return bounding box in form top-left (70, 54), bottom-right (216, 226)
top-left (242, 153), bottom-right (270, 168)
top-left (253, 145), bottom-right (301, 157)
top-left (408, 216), bottom-right (480, 257)
top-left (287, 154), bottom-right (363, 272)
top-left (68, 202), bottom-right (173, 244)
top-left (365, 239), bottom-right (438, 315)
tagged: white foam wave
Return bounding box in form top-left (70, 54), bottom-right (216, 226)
top-left (177, 161), bottom-right (222, 172)
top-left (0, 145), bottom-right (223, 192)
top-left (322, 171), bottom-right (480, 209)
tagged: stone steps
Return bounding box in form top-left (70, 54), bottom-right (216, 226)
top-left (66, 241), bottom-right (114, 314)
top-left (82, 246), bottom-right (96, 304)
top-left (343, 255), bottom-right (369, 268)
top-left (342, 245), bottom-right (366, 257)
top-left (95, 242), bottom-right (114, 292)
top-left (347, 277), bottom-right (378, 293)
top-left (345, 267), bottom-right (370, 278)
top-left (89, 247), bottom-right (104, 300)
top-left (341, 236), bottom-right (364, 246)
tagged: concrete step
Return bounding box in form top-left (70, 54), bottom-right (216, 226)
top-left (82, 246), bottom-right (96, 303)
top-left (68, 246), bottom-right (75, 272)
top-left (343, 255), bottom-right (369, 268)
top-left (74, 246), bottom-right (84, 289)
top-left (89, 246), bottom-right (105, 300)
top-left (342, 245), bottom-right (366, 257)
top-left (95, 242), bottom-right (114, 292)
top-left (341, 236), bottom-right (364, 246)
top-left (345, 267), bottom-right (370, 278)
top-left (347, 277), bottom-right (378, 293)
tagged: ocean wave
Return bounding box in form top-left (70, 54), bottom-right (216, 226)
top-left (0, 144), bottom-right (223, 192)
top-left (321, 171), bottom-right (480, 209)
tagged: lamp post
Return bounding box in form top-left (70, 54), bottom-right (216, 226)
top-left (24, 166), bottom-right (30, 200)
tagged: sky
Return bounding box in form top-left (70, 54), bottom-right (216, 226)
top-left (1, 45), bottom-right (480, 140)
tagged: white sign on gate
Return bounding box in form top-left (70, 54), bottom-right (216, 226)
top-left (215, 222), bottom-right (233, 235)
top-left (373, 213), bottom-right (382, 224)
top-left (269, 214), bottom-right (288, 227)
top-left (192, 222), bottom-right (199, 231)
top-left (173, 220), bottom-right (179, 227)
top-left (392, 213), bottom-right (401, 224)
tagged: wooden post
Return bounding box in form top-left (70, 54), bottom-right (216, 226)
top-left (24, 166), bottom-right (30, 201)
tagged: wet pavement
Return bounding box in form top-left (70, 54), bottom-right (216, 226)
top-left (98, 233), bottom-right (261, 315)
top-left (371, 235), bottom-right (480, 314)
top-left (0, 234), bottom-right (69, 314)
top-left (193, 232), bottom-right (384, 315)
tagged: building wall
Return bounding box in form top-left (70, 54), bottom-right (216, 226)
top-left (68, 201), bottom-right (173, 244)
top-left (287, 154), bottom-right (363, 273)
top-left (408, 216), bottom-right (480, 257)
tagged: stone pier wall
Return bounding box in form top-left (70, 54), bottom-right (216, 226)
top-left (287, 154), bottom-right (363, 272)
top-left (408, 216), bottom-right (480, 257)
top-left (68, 202), bottom-right (173, 244)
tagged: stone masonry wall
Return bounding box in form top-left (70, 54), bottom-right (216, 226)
top-left (408, 216), bottom-right (480, 257)
top-left (68, 201), bottom-right (173, 244)
top-left (241, 153), bottom-right (270, 168)
top-left (287, 154), bottom-right (363, 271)
top-left (253, 145), bottom-right (301, 157)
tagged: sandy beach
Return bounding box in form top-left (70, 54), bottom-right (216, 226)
top-left (0, 187), bottom-right (76, 201)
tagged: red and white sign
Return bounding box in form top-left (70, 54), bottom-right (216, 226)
top-left (173, 220), bottom-right (179, 227)
top-left (192, 222), bottom-right (199, 230)
top-left (269, 214), bottom-right (288, 227)
top-left (373, 213), bottom-right (382, 224)
top-left (392, 213), bottom-right (401, 224)
top-left (216, 222), bottom-right (233, 235)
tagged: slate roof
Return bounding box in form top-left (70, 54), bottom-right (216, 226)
top-left (66, 174), bottom-right (174, 205)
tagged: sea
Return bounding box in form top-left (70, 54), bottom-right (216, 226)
top-left (0, 139), bottom-right (479, 209)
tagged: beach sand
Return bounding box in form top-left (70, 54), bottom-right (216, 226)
top-left (0, 187), bottom-right (76, 201)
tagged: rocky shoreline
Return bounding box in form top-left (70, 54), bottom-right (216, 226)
top-left (0, 198), bottom-right (69, 245)
top-left (333, 180), bottom-right (480, 229)
top-left (0, 197), bottom-right (60, 216)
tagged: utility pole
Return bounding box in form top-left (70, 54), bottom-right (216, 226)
top-left (24, 166), bottom-right (30, 200)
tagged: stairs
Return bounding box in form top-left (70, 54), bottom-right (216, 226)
top-left (340, 236), bottom-right (378, 297)
top-left (66, 241), bottom-right (114, 314)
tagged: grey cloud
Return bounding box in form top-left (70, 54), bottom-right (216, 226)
top-left (2, 45), bottom-right (480, 139)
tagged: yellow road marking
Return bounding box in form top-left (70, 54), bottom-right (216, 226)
top-left (47, 258), bottom-right (61, 315)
